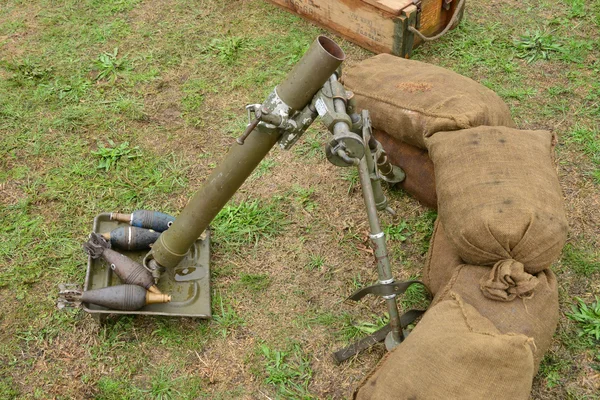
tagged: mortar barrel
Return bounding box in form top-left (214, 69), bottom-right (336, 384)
top-left (149, 36), bottom-right (345, 269)
top-left (277, 36), bottom-right (346, 111)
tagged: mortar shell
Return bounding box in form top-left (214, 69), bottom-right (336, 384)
top-left (80, 285), bottom-right (147, 310)
top-left (110, 210), bottom-right (175, 232)
top-left (101, 226), bottom-right (160, 251)
top-left (102, 248), bottom-right (156, 291)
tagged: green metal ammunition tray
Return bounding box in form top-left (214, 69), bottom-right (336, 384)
top-left (83, 213), bottom-right (211, 322)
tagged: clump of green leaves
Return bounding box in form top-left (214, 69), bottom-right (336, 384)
top-left (514, 30), bottom-right (563, 63)
top-left (384, 220), bottom-right (410, 242)
top-left (4, 58), bottom-right (53, 85)
top-left (204, 36), bottom-right (246, 65)
top-left (567, 296), bottom-right (600, 341)
top-left (260, 344), bottom-right (314, 399)
top-left (304, 254), bottom-right (325, 271)
top-left (564, 0), bottom-right (586, 18)
top-left (95, 48), bottom-right (132, 82)
top-left (92, 140), bottom-right (140, 171)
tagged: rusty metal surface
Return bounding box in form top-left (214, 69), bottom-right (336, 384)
top-left (373, 129), bottom-right (437, 209)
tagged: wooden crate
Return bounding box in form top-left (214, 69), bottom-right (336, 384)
top-left (266, 0), bottom-right (462, 57)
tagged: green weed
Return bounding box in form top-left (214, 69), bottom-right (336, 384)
top-left (53, 104), bottom-right (93, 132)
top-left (260, 343), bottom-right (314, 399)
top-left (565, 125), bottom-right (600, 165)
top-left (41, 76), bottom-right (91, 102)
top-left (559, 38), bottom-right (594, 64)
top-left (95, 48), bottom-right (132, 82)
top-left (92, 140), bottom-right (141, 171)
top-left (3, 58), bottom-right (53, 85)
top-left (212, 293), bottom-right (245, 338)
top-left (409, 210), bottom-right (437, 253)
top-left (513, 30), bottom-right (563, 63)
top-left (251, 158), bottom-right (277, 180)
top-left (564, 0), bottom-right (586, 18)
top-left (204, 36), bottom-right (247, 65)
top-left (590, 169), bottom-right (600, 185)
top-left (340, 168), bottom-right (359, 194)
top-left (96, 376), bottom-right (139, 400)
top-left (538, 353), bottom-right (570, 388)
top-left (304, 254), bottom-right (325, 271)
top-left (147, 365), bottom-right (182, 400)
top-left (151, 319), bottom-right (188, 346)
top-left (181, 78), bottom-right (207, 127)
top-left (399, 280), bottom-right (430, 310)
top-left (341, 313), bottom-right (388, 341)
top-left (292, 185), bottom-right (317, 212)
top-left (0, 376), bottom-right (20, 399)
top-left (384, 220), bottom-right (410, 242)
top-left (350, 273), bottom-right (363, 291)
top-left (293, 129), bottom-right (324, 160)
top-left (567, 296), bottom-right (600, 341)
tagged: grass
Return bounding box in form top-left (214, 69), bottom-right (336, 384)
top-left (211, 199), bottom-right (287, 251)
top-left (237, 273), bottom-right (272, 292)
top-left (203, 36), bottom-right (247, 66)
top-left (561, 243), bottom-right (600, 276)
top-left (567, 297), bottom-right (600, 341)
top-left (513, 30), bottom-right (563, 63)
top-left (92, 140), bottom-right (140, 171)
top-left (212, 292), bottom-right (245, 338)
top-left (304, 254), bottom-right (325, 271)
top-left (0, 0), bottom-right (598, 398)
top-left (260, 343), bottom-right (314, 399)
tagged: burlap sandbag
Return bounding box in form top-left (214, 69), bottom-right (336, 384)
top-left (424, 219), bottom-right (559, 371)
top-left (427, 126), bottom-right (568, 273)
top-left (354, 293), bottom-right (535, 400)
top-left (423, 219), bottom-right (463, 294)
top-left (343, 54), bottom-right (516, 149)
top-left (436, 264), bottom-right (558, 371)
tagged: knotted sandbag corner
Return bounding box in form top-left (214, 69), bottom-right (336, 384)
top-left (425, 219), bottom-right (558, 371)
top-left (343, 54), bottom-right (516, 149)
top-left (426, 126), bottom-right (568, 273)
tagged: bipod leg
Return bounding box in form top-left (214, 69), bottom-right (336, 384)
top-left (333, 309), bottom-right (426, 364)
top-left (331, 123), bottom-right (431, 362)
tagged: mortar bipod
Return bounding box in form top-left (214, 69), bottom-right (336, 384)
top-left (326, 108), bottom-right (431, 363)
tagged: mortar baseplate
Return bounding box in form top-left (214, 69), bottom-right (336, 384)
top-left (83, 213), bottom-right (211, 320)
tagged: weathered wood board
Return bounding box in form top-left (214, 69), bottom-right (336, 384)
top-left (266, 0), bottom-right (461, 55)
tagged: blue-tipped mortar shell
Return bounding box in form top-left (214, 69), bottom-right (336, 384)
top-left (110, 210), bottom-right (175, 232)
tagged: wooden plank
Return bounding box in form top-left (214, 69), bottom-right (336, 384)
top-left (265, 0), bottom-right (463, 54)
top-left (361, 0), bottom-right (412, 15)
top-left (419, 0), bottom-right (458, 36)
top-left (268, 0), bottom-right (399, 54)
